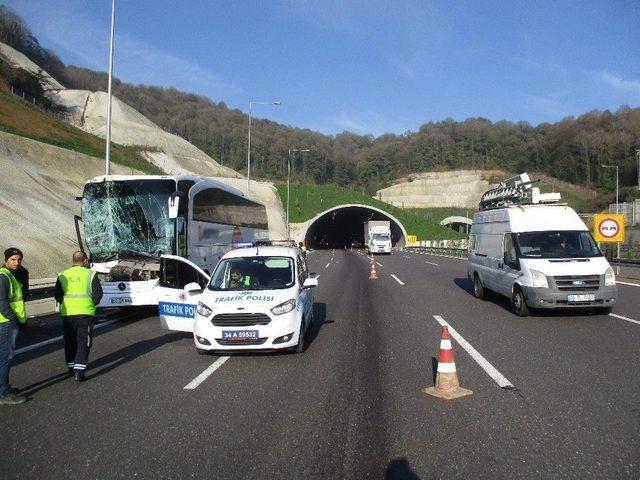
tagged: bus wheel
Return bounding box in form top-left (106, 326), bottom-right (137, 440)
top-left (512, 287), bottom-right (529, 317)
top-left (473, 274), bottom-right (486, 300)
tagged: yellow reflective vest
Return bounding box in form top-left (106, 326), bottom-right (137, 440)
top-left (59, 266), bottom-right (97, 316)
top-left (0, 267), bottom-right (26, 324)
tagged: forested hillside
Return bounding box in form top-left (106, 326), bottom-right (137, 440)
top-left (2, 5), bottom-right (639, 200)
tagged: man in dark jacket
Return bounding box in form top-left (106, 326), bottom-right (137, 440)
top-left (54, 251), bottom-right (103, 382)
top-left (0, 247), bottom-right (27, 405)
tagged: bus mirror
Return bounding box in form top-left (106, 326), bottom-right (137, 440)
top-left (168, 192), bottom-right (181, 219)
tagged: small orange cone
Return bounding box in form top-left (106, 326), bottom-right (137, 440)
top-left (423, 326), bottom-right (473, 400)
top-left (369, 261), bottom-right (379, 280)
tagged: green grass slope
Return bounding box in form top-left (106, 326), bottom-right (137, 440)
top-left (0, 89), bottom-right (163, 174)
top-left (276, 183), bottom-right (464, 240)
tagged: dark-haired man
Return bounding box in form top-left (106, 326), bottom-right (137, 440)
top-left (0, 247), bottom-right (27, 405)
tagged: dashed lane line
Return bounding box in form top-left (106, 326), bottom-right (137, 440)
top-left (433, 315), bottom-right (515, 389)
top-left (609, 313), bottom-right (640, 325)
top-left (184, 356), bottom-right (230, 390)
top-left (376, 262), bottom-right (383, 267)
top-left (616, 280), bottom-right (640, 287)
top-left (391, 274), bottom-right (405, 285)
top-left (15, 318), bottom-right (122, 355)
top-left (424, 260), bottom-right (439, 266)
top-left (325, 263), bottom-right (331, 268)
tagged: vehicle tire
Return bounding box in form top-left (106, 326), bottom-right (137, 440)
top-left (512, 287), bottom-right (529, 317)
top-left (473, 274), bottom-right (486, 300)
top-left (294, 321), bottom-right (306, 354)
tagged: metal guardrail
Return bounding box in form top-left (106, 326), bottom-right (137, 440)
top-left (406, 246), bottom-right (640, 267)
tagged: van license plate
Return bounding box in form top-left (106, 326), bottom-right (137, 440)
top-left (567, 294), bottom-right (595, 302)
top-left (110, 297), bottom-right (132, 304)
top-left (222, 330), bottom-right (258, 341)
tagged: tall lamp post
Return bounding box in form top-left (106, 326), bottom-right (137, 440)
top-left (602, 164), bottom-right (621, 264)
top-left (105, 0), bottom-right (116, 176)
top-left (247, 100), bottom-right (281, 193)
top-left (287, 148), bottom-right (310, 239)
top-left (601, 164), bottom-right (619, 214)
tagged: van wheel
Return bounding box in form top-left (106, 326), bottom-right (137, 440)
top-left (512, 287), bottom-right (529, 316)
top-left (473, 274), bottom-right (486, 300)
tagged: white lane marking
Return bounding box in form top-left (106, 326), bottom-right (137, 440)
top-left (609, 313), bottom-right (640, 325)
top-left (184, 356), bottom-right (230, 390)
top-left (325, 263), bottom-right (331, 268)
top-left (15, 318), bottom-right (121, 355)
top-left (391, 274), bottom-right (405, 285)
top-left (424, 260), bottom-right (439, 266)
top-left (433, 315), bottom-right (514, 389)
top-left (376, 262), bottom-right (383, 267)
top-left (616, 280), bottom-right (640, 287)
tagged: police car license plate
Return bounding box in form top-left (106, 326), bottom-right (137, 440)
top-left (222, 330), bottom-right (259, 341)
top-left (567, 294), bottom-right (595, 302)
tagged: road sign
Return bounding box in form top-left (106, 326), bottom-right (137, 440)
top-left (593, 214), bottom-right (625, 243)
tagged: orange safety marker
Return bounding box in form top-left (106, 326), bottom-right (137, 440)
top-left (369, 261), bottom-right (379, 280)
top-left (422, 325), bottom-right (473, 400)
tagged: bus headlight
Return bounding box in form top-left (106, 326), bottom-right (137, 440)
top-left (197, 301), bottom-right (213, 317)
top-left (530, 269), bottom-right (549, 288)
top-left (271, 299), bottom-right (296, 316)
top-left (605, 267), bottom-right (616, 286)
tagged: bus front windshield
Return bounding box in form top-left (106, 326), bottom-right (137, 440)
top-left (82, 179), bottom-right (176, 262)
top-left (516, 230), bottom-right (602, 259)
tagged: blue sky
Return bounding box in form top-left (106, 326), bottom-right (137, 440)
top-left (5, 0), bottom-right (640, 137)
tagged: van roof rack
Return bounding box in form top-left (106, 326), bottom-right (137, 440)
top-left (479, 173), bottom-right (562, 210)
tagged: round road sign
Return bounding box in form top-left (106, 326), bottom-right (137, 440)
top-left (598, 218), bottom-right (620, 239)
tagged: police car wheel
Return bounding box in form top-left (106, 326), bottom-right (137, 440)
top-left (294, 321), bottom-right (306, 354)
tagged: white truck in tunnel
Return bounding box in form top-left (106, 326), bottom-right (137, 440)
top-left (364, 220), bottom-right (392, 254)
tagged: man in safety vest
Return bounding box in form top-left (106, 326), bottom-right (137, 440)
top-left (54, 251), bottom-right (103, 382)
top-left (0, 247), bottom-right (27, 405)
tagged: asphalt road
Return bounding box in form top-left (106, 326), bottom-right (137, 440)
top-left (2, 249), bottom-right (639, 479)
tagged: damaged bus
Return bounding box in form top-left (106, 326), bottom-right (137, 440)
top-left (76, 175), bottom-right (269, 307)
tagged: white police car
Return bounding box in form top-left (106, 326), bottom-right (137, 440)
top-left (156, 242), bottom-right (318, 353)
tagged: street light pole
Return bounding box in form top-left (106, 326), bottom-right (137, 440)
top-left (247, 100), bottom-right (281, 193)
top-left (602, 164), bottom-right (619, 213)
top-left (105, 0), bottom-right (116, 176)
top-left (287, 148), bottom-right (310, 239)
top-left (602, 164), bottom-right (621, 264)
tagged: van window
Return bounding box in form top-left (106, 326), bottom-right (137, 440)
top-left (503, 233), bottom-right (518, 267)
top-left (516, 231), bottom-right (601, 259)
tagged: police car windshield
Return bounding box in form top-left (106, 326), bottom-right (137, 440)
top-left (208, 256), bottom-right (295, 291)
top-left (516, 231), bottom-right (602, 258)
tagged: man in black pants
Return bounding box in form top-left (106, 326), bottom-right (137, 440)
top-left (54, 251), bottom-right (102, 382)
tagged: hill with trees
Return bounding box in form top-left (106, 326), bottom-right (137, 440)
top-left (1, 5), bottom-right (639, 208)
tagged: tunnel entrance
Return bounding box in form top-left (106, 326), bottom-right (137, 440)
top-left (303, 205), bottom-right (407, 250)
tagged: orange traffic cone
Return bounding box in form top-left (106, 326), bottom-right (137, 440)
top-left (423, 326), bottom-right (473, 400)
top-left (369, 261), bottom-right (379, 280)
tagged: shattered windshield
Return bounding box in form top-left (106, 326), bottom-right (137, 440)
top-left (82, 179), bottom-right (176, 262)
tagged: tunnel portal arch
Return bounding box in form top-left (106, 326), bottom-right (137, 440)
top-left (440, 216), bottom-right (473, 234)
top-left (302, 204), bottom-right (408, 249)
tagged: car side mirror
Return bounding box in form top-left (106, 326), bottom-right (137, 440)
top-left (302, 278), bottom-right (318, 289)
top-left (184, 282), bottom-right (203, 294)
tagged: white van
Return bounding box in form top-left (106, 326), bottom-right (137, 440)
top-left (467, 174), bottom-right (618, 316)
